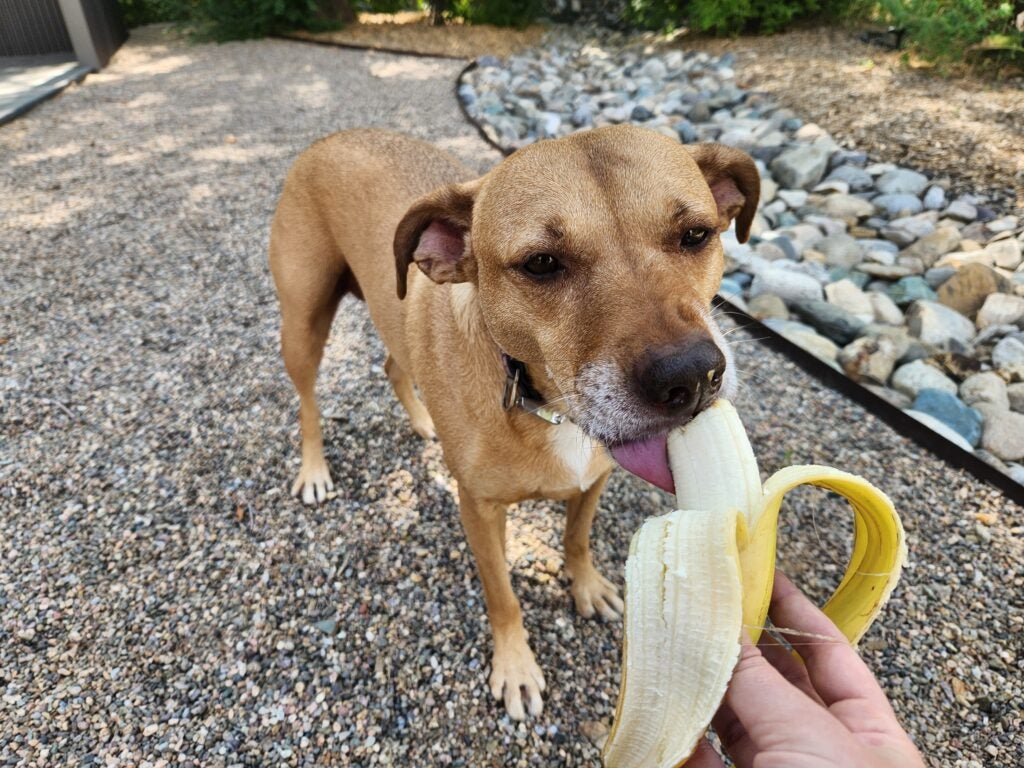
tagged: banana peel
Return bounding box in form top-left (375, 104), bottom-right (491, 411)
top-left (603, 400), bottom-right (906, 768)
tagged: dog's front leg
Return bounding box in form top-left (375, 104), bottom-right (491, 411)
top-left (564, 470), bottom-right (623, 621)
top-left (457, 487), bottom-right (545, 720)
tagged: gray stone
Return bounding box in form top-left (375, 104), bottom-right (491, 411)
top-left (750, 267), bottom-right (825, 304)
top-left (764, 318), bottom-right (839, 362)
top-left (817, 234), bottom-right (863, 269)
top-left (813, 179), bottom-right (850, 195)
top-left (838, 335), bottom-right (905, 384)
top-left (821, 193), bottom-right (875, 222)
top-left (1007, 382), bottom-right (1024, 413)
top-left (770, 145), bottom-right (831, 190)
top-left (906, 300), bottom-right (976, 351)
top-left (943, 199), bottom-right (978, 222)
top-left (571, 104), bottom-right (593, 127)
top-left (960, 372), bottom-right (1010, 411)
top-left (922, 186), bottom-right (946, 210)
top-left (881, 215), bottom-right (936, 247)
top-left (976, 293), bottom-right (1024, 329)
top-left (993, 336), bottom-right (1024, 379)
top-left (975, 403), bottom-right (1024, 461)
top-left (826, 164), bottom-right (873, 192)
top-left (924, 267), bottom-right (956, 289)
top-left (936, 263), bottom-right (1011, 318)
top-left (903, 410), bottom-right (974, 452)
top-left (790, 299), bottom-right (867, 344)
top-left (892, 360), bottom-right (958, 398)
top-left (888, 277), bottom-right (938, 306)
top-left (872, 193), bottom-right (924, 217)
top-left (869, 291), bottom-right (905, 325)
top-left (901, 226), bottom-right (962, 268)
top-left (986, 215), bottom-right (1020, 233)
top-left (640, 57), bottom-right (667, 80)
top-left (747, 293), bottom-right (789, 321)
top-left (912, 389), bottom-right (983, 447)
top-left (825, 278), bottom-right (874, 321)
top-left (876, 168), bottom-right (929, 196)
top-left (539, 111), bottom-right (562, 138)
top-left (984, 238), bottom-right (1022, 270)
top-left (777, 189), bottom-right (808, 208)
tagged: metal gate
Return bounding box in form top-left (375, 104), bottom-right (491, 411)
top-left (0, 0), bottom-right (74, 56)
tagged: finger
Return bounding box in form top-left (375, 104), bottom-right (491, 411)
top-left (684, 738), bottom-right (727, 768)
top-left (757, 631), bottom-right (824, 705)
top-left (714, 632), bottom-right (842, 765)
top-left (769, 573), bottom-right (893, 711)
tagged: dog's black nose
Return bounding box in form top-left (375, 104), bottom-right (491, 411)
top-left (635, 337), bottom-right (726, 414)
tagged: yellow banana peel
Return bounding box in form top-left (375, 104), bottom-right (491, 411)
top-left (603, 400), bottom-right (907, 768)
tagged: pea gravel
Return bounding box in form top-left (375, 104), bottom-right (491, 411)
top-left (2, 26), bottom-right (1021, 768)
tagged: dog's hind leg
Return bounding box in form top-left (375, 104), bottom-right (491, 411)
top-left (384, 354), bottom-right (435, 439)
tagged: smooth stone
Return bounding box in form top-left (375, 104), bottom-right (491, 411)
top-left (674, 119), bottom-right (698, 143)
top-left (777, 189), bottom-right (808, 208)
top-left (936, 263), bottom-right (1011, 318)
top-left (869, 291), bottom-right (905, 324)
top-left (986, 215), bottom-right (1020, 233)
top-left (770, 145), bottom-right (831, 190)
top-left (924, 266), bottom-right (957, 289)
top-left (719, 277), bottom-right (744, 297)
top-left (858, 263), bottom-right (914, 280)
top-left (876, 168), bottom-right (929, 196)
top-left (896, 255), bottom-right (926, 275)
top-left (960, 372), bottom-right (1010, 410)
top-left (923, 186), bottom-right (946, 210)
top-left (812, 179), bottom-right (850, 195)
top-left (838, 335), bottom-right (905, 384)
top-left (975, 403), bottom-right (1024, 461)
top-left (976, 293), bottom-right (1024, 329)
top-left (750, 267), bottom-right (825, 304)
top-left (825, 279), bottom-right (874, 321)
top-left (830, 149), bottom-right (868, 168)
top-left (992, 336), bottom-right (1024, 379)
top-left (943, 199), bottom-right (978, 222)
top-left (905, 300), bottom-right (976, 351)
top-left (776, 223), bottom-right (825, 253)
top-left (821, 193), bottom-right (875, 222)
top-left (912, 388), bottom-right (983, 447)
top-left (571, 104), bottom-right (593, 127)
top-left (892, 360), bottom-right (958, 398)
top-left (763, 318), bottom-right (840, 362)
top-left (882, 216), bottom-right (936, 247)
top-left (630, 105), bottom-right (654, 121)
top-left (640, 58), bottom-right (667, 80)
top-left (984, 238), bottom-right (1022, 270)
top-left (866, 162), bottom-right (897, 175)
top-left (864, 383), bottom-right (913, 409)
top-left (1007, 463), bottom-right (1024, 484)
top-left (933, 250), bottom-right (995, 269)
top-left (888, 276), bottom-right (938, 306)
top-left (826, 164), bottom-right (873, 192)
top-left (864, 249), bottom-right (896, 266)
top-left (903, 410), bottom-right (975, 452)
top-left (804, 214), bottom-right (847, 236)
top-left (901, 226), bottom-right (962, 268)
top-left (1007, 382), bottom-right (1024, 412)
top-left (972, 324), bottom-right (1020, 346)
top-left (760, 176), bottom-right (779, 203)
top-left (747, 293), bottom-right (789, 320)
top-left (817, 233), bottom-right (863, 269)
top-left (872, 193), bottom-right (924, 217)
top-left (790, 299), bottom-right (867, 345)
top-left (539, 111), bottom-right (562, 138)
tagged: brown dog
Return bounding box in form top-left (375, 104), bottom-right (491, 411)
top-left (269, 125), bottom-right (758, 720)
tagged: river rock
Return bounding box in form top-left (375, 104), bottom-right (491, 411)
top-left (821, 193), bottom-right (875, 222)
top-left (936, 263), bottom-right (1012, 318)
top-left (817, 234), bottom-right (863, 269)
top-left (943, 199), bottom-right (978, 222)
top-left (888, 276), bottom-right (938, 306)
top-left (1007, 382), bottom-right (1024, 412)
top-left (826, 164), bottom-right (873, 192)
top-left (891, 359), bottom-right (957, 398)
top-left (876, 168), bottom-right (929, 196)
top-left (912, 389), bottom-right (982, 447)
top-left (903, 410), bottom-right (974, 452)
top-left (984, 238), bottom-right (1023, 270)
top-left (747, 293), bottom-right (789, 320)
top-left (868, 291), bottom-right (904, 324)
top-left (960, 372), bottom-right (1010, 410)
top-left (901, 226), bottom-right (962, 268)
top-left (839, 334), bottom-right (905, 384)
top-left (923, 186), bottom-right (946, 210)
top-left (764, 319), bottom-right (839, 362)
top-left (976, 293), bottom-right (1024, 329)
top-left (905, 300), bottom-right (975, 351)
top-left (872, 193), bottom-right (923, 217)
top-left (770, 145), bottom-right (830, 190)
top-left (975, 403), bottom-right (1024, 461)
top-left (750, 267), bottom-right (825, 304)
top-left (825, 279), bottom-right (874, 321)
top-left (992, 336), bottom-right (1024, 379)
top-left (790, 299), bottom-right (867, 344)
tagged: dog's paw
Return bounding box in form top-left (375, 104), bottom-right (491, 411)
top-left (489, 639), bottom-right (546, 720)
top-left (411, 415), bottom-right (436, 441)
top-left (569, 565), bottom-right (624, 621)
top-left (290, 462), bottom-right (335, 505)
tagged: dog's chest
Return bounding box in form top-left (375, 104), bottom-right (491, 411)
top-left (547, 421), bottom-right (607, 492)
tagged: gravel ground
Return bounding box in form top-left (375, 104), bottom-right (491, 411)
top-left (2, 26), bottom-right (1022, 768)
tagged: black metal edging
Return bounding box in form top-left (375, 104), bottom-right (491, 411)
top-left (715, 296), bottom-right (1024, 507)
top-left (454, 62), bottom-right (1024, 507)
top-left (275, 32), bottom-right (471, 61)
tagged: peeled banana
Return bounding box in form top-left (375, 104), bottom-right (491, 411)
top-left (603, 400), bottom-right (906, 768)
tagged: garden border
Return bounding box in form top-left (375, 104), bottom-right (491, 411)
top-left (453, 62), bottom-right (1024, 506)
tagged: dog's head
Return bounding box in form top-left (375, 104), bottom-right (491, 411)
top-left (394, 126), bottom-right (759, 488)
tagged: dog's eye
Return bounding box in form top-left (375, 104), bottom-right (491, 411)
top-left (521, 253), bottom-right (562, 278)
top-left (680, 228), bottom-right (710, 248)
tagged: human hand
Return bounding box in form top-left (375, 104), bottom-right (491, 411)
top-left (688, 572), bottom-right (925, 768)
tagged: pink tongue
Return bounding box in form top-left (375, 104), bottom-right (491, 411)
top-left (609, 433), bottom-right (674, 494)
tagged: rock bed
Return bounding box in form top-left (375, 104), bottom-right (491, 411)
top-left (458, 31), bottom-right (1024, 486)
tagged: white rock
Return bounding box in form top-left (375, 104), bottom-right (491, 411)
top-left (960, 372), bottom-right (1009, 410)
top-left (992, 336), bottom-right (1024, 378)
top-left (975, 403), bottom-right (1024, 461)
top-left (777, 189), bottom-right (808, 208)
top-left (825, 279), bottom-right (874, 322)
top-left (869, 291), bottom-right (905, 325)
top-left (750, 267), bottom-right (825, 304)
top-left (892, 360), bottom-right (958, 399)
top-left (976, 293), bottom-right (1024, 329)
top-left (905, 300), bottom-right (976, 350)
top-left (1007, 382), bottom-right (1024, 412)
top-left (984, 238), bottom-right (1022, 270)
top-left (903, 410), bottom-right (974, 451)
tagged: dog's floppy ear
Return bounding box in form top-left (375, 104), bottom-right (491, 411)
top-left (685, 143), bottom-right (760, 243)
top-left (393, 179), bottom-right (480, 300)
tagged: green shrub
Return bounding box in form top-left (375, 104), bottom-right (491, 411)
top-left (623, 0), bottom-right (684, 31)
top-left (356, 0), bottom-right (420, 12)
top-left (119, 0), bottom-right (353, 38)
top-left (877, 0), bottom-right (1021, 62)
top-left (686, 0), bottom-right (821, 34)
top-left (450, 0), bottom-right (543, 27)
top-left (118, 0), bottom-right (188, 26)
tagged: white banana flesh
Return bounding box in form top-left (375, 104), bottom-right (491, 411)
top-left (603, 400), bottom-right (906, 768)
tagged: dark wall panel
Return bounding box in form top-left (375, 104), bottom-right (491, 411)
top-left (0, 0), bottom-right (74, 56)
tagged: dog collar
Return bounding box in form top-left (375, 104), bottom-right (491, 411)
top-left (500, 353), bottom-right (566, 425)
